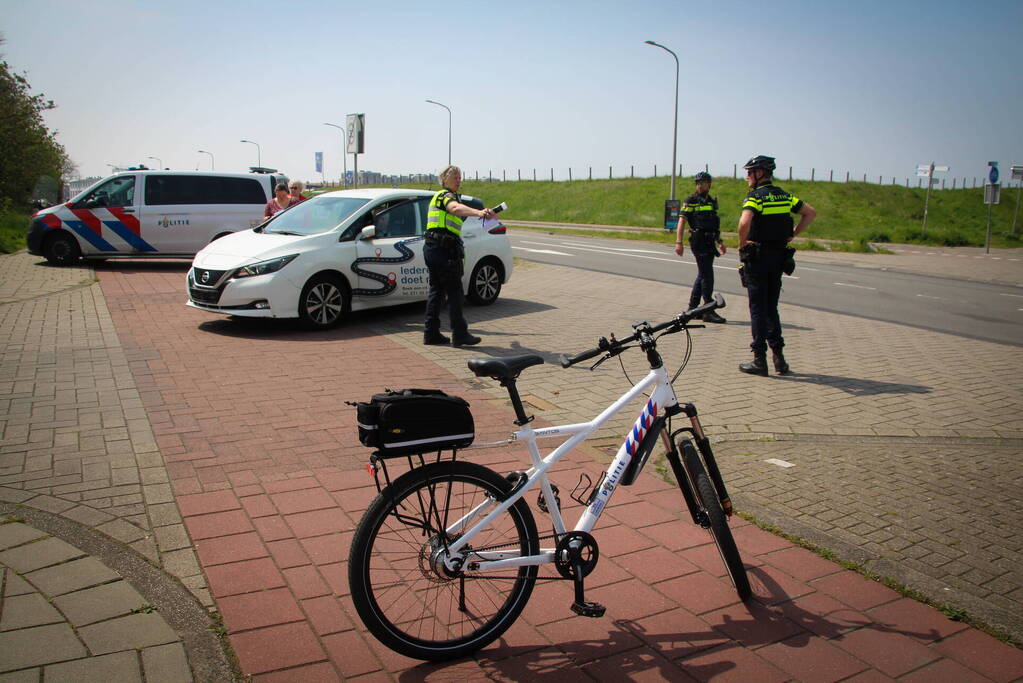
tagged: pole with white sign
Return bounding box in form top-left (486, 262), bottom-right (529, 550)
top-left (916, 163), bottom-right (948, 235)
top-left (1011, 165), bottom-right (1023, 236)
top-left (346, 113), bottom-right (365, 189)
top-left (984, 162), bottom-right (1000, 254)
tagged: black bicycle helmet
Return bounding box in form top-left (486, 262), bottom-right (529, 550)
top-left (743, 155), bottom-right (776, 172)
top-left (694, 171), bottom-right (712, 182)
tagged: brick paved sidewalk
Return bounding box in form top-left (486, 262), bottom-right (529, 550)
top-left (1, 249), bottom-right (1022, 681)
top-left (0, 518), bottom-right (189, 681)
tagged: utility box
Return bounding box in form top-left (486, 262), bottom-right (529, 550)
top-left (664, 199), bottom-right (681, 231)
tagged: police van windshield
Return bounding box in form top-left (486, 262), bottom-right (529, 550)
top-left (263, 196), bottom-right (369, 236)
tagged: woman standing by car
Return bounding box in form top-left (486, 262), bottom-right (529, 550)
top-left (264, 183), bottom-right (296, 219)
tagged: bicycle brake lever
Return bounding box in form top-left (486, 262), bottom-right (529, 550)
top-left (588, 355), bottom-right (611, 371)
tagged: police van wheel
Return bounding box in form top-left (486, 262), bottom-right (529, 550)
top-left (467, 259), bottom-right (502, 306)
top-left (299, 274), bottom-right (350, 330)
top-left (43, 232), bottom-right (81, 266)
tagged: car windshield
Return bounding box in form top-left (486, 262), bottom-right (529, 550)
top-left (263, 196), bottom-right (369, 236)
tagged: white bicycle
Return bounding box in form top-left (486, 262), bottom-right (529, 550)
top-left (348, 293), bottom-right (750, 661)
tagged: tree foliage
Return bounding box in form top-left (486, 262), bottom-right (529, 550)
top-left (0, 38), bottom-right (72, 209)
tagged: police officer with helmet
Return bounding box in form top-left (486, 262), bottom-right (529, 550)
top-left (423, 165), bottom-right (495, 347)
top-left (737, 155), bottom-right (817, 375)
top-left (675, 171), bottom-right (726, 323)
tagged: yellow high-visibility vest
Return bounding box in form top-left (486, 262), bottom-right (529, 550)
top-left (426, 190), bottom-right (464, 236)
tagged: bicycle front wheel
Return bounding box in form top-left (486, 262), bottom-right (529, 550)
top-left (680, 438), bottom-right (752, 600)
top-left (348, 460), bottom-right (539, 661)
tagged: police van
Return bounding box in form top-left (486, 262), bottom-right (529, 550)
top-left (27, 170), bottom-right (288, 265)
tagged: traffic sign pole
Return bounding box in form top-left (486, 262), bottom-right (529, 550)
top-left (1011, 165), bottom-right (1022, 235)
top-left (921, 162), bottom-right (935, 235)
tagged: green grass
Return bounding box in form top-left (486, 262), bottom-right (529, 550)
top-left (346, 175), bottom-right (1023, 250)
top-left (0, 210), bottom-right (29, 254)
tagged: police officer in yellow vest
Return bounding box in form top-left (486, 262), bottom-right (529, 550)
top-left (737, 156), bottom-right (816, 375)
top-left (423, 165), bottom-right (495, 346)
top-left (675, 171), bottom-right (727, 323)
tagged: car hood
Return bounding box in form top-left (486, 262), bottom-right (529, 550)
top-left (192, 229), bottom-right (320, 269)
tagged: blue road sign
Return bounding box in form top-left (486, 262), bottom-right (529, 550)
top-left (989, 165), bottom-right (999, 184)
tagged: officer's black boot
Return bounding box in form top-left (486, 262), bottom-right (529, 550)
top-left (451, 333), bottom-right (481, 347)
top-left (772, 349), bottom-right (790, 374)
top-left (739, 353), bottom-right (768, 376)
top-left (424, 331), bottom-right (450, 345)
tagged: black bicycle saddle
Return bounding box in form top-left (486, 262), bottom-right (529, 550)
top-left (467, 355), bottom-right (544, 380)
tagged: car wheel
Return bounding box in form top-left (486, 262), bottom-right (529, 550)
top-left (467, 258), bottom-right (502, 305)
top-left (299, 273), bottom-right (350, 329)
top-left (43, 231), bottom-right (81, 266)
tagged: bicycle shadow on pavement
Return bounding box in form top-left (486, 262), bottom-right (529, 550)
top-left (396, 562), bottom-right (949, 681)
top-left (772, 373), bottom-right (932, 396)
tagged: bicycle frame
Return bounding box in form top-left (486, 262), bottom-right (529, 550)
top-left (441, 362), bottom-right (680, 573)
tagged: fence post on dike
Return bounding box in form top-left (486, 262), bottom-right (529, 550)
top-left (518, 169), bottom-right (521, 181)
top-left (550, 168), bottom-right (554, 182)
top-left (830, 169), bottom-right (833, 182)
top-left (789, 166), bottom-right (793, 180)
top-left (589, 167), bottom-right (592, 180)
top-left (846, 171), bottom-right (850, 182)
top-left (811, 168), bottom-right (815, 181)
top-left (952, 178), bottom-right (956, 189)
top-left (863, 173), bottom-right (867, 182)
top-left (533, 169), bottom-right (536, 181)
top-left (631, 165), bottom-right (634, 178)
top-left (609, 166), bottom-right (612, 179)
top-left (654, 164), bottom-right (657, 177)
top-left (569, 168), bottom-right (572, 181)
top-left (734, 164), bottom-right (737, 178)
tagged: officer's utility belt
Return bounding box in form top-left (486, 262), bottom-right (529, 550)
top-left (426, 228), bottom-right (461, 243)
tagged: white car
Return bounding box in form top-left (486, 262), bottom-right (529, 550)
top-left (186, 188), bottom-right (513, 329)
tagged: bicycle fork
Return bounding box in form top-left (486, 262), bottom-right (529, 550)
top-left (664, 403), bottom-right (735, 520)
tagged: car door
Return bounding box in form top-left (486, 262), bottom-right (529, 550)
top-left (352, 197), bottom-right (430, 306)
top-left (68, 174), bottom-right (146, 255)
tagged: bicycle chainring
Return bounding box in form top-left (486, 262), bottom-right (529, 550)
top-left (554, 531), bottom-right (599, 580)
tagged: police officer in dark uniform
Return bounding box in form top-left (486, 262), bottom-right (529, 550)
top-left (423, 165), bottom-right (495, 347)
top-left (737, 156), bottom-right (817, 375)
top-left (675, 171), bottom-right (726, 323)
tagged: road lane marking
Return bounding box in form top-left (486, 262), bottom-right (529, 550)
top-left (512, 247), bottom-right (572, 256)
top-left (999, 293), bottom-right (1023, 299)
top-left (834, 282), bottom-right (877, 290)
top-left (916, 294), bottom-right (945, 300)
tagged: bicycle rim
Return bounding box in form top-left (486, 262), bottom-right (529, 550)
top-left (681, 441), bottom-right (752, 600)
top-left (348, 460), bottom-right (539, 661)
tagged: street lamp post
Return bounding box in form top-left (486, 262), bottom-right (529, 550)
top-left (147, 156), bottom-right (163, 169)
top-left (323, 123), bottom-right (348, 187)
top-left (644, 40), bottom-right (680, 201)
top-left (240, 139), bottom-right (261, 168)
top-left (425, 99), bottom-right (452, 166)
top-left (197, 150), bottom-right (215, 171)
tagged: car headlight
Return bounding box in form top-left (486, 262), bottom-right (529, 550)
top-left (232, 254), bottom-right (298, 279)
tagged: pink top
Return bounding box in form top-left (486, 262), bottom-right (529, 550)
top-left (264, 197), bottom-right (295, 218)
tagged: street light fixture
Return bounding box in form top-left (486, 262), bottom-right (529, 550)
top-left (197, 149), bottom-right (215, 171)
top-left (147, 155), bottom-right (163, 169)
top-left (240, 139), bottom-right (261, 167)
top-left (323, 123), bottom-right (348, 187)
top-left (644, 40), bottom-right (680, 201)
top-left (425, 99), bottom-right (452, 166)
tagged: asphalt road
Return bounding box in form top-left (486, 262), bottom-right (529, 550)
top-left (510, 233), bottom-right (1023, 347)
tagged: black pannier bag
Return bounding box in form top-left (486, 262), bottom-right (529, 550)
top-left (355, 389), bottom-right (474, 457)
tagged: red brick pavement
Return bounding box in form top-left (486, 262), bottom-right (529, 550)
top-left (97, 264), bottom-right (1023, 681)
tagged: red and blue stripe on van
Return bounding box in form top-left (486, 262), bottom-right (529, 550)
top-left (43, 207), bottom-right (156, 253)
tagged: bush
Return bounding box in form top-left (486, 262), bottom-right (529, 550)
top-left (865, 230), bottom-right (891, 243)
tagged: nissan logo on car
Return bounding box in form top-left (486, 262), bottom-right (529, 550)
top-left (201, 271), bottom-right (210, 283)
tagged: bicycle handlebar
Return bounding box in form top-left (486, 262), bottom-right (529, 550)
top-left (559, 293), bottom-right (726, 368)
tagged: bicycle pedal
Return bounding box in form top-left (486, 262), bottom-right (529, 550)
top-left (571, 600), bottom-right (606, 618)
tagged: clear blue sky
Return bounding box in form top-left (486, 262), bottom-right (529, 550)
top-left (3, 0), bottom-right (1021, 186)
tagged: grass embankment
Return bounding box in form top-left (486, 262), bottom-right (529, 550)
top-left (353, 176), bottom-right (1022, 250)
top-left (0, 210), bottom-right (29, 254)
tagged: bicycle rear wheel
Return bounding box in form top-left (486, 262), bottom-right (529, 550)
top-left (348, 460), bottom-right (539, 661)
top-left (679, 438), bottom-right (751, 600)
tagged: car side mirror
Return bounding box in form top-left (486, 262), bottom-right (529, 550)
top-left (359, 225), bottom-right (376, 240)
